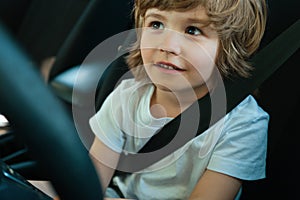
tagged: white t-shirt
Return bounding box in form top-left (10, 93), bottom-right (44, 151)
top-left (89, 78), bottom-right (269, 200)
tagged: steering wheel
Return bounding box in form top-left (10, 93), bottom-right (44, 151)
top-left (0, 23), bottom-right (103, 199)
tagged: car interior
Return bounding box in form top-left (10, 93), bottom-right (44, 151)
top-left (0, 0), bottom-right (299, 199)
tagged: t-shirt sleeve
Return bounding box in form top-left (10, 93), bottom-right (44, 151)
top-left (89, 87), bottom-right (125, 153)
top-left (207, 96), bottom-right (269, 180)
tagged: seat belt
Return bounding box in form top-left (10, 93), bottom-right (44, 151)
top-left (114, 19), bottom-right (300, 173)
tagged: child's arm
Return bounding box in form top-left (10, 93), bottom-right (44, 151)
top-left (89, 137), bottom-right (121, 191)
top-left (189, 169), bottom-right (242, 200)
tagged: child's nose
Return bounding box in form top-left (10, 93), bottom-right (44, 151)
top-left (159, 30), bottom-right (182, 55)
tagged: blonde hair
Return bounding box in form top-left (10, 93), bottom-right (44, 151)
top-left (127, 0), bottom-right (267, 79)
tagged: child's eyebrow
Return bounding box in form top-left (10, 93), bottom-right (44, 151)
top-left (144, 11), bottom-right (210, 27)
top-left (144, 12), bottom-right (166, 21)
top-left (186, 18), bottom-right (210, 25)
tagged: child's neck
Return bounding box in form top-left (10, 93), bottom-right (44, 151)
top-left (150, 86), bottom-right (208, 118)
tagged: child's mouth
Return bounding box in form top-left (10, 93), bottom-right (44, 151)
top-left (155, 62), bottom-right (185, 71)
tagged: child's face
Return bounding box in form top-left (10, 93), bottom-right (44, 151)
top-left (140, 6), bottom-right (219, 98)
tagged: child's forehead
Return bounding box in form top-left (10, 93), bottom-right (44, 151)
top-left (144, 6), bottom-right (209, 20)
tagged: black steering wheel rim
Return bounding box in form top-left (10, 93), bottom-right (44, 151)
top-left (0, 23), bottom-right (103, 200)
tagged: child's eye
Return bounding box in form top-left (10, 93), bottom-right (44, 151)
top-left (150, 21), bottom-right (164, 30)
top-left (185, 26), bottom-right (202, 36)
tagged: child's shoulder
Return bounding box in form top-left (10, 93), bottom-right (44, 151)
top-left (229, 95), bottom-right (269, 120)
top-left (109, 78), bottom-right (153, 102)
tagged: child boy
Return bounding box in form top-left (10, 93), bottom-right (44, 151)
top-left (89, 0), bottom-right (269, 199)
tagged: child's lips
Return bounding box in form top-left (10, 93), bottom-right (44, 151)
top-left (155, 61), bottom-right (185, 71)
